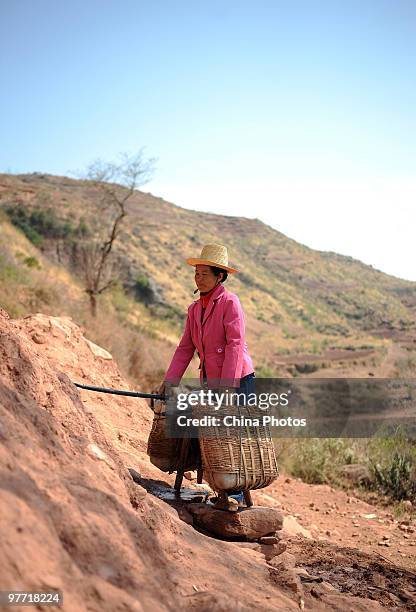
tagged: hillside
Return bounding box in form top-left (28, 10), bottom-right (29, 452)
top-left (0, 172), bottom-right (415, 384)
top-left (0, 307), bottom-right (294, 611)
top-left (1, 307), bottom-right (415, 611)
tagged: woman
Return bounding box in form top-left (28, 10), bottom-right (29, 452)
top-left (161, 243), bottom-right (255, 392)
top-left (160, 243), bottom-right (256, 507)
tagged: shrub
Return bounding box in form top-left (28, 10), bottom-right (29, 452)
top-left (111, 284), bottom-right (132, 315)
top-left (373, 453), bottom-right (415, 501)
top-left (311, 340), bottom-right (320, 354)
top-left (255, 364), bottom-right (276, 377)
top-left (0, 256), bottom-right (27, 283)
top-left (282, 439), bottom-right (355, 484)
top-left (368, 428), bottom-right (416, 502)
top-left (4, 204), bottom-right (90, 245)
top-left (280, 430), bottom-right (416, 504)
top-left (135, 274), bottom-right (150, 290)
top-left (294, 362), bottom-right (320, 374)
top-left (23, 256), bottom-right (41, 269)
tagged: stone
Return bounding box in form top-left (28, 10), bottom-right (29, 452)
top-left (386, 592), bottom-right (403, 606)
top-left (339, 464), bottom-right (371, 484)
top-left (268, 551), bottom-right (296, 569)
top-left (210, 496), bottom-right (239, 512)
top-left (187, 504), bottom-right (283, 540)
top-left (258, 535), bottom-right (278, 545)
top-left (87, 443), bottom-right (107, 461)
top-left (361, 513), bottom-right (377, 519)
top-left (262, 541), bottom-right (287, 560)
top-left (86, 443), bottom-right (114, 469)
top-left (294, 568), bottom-right (323, 583)
top-left (191, 482), bottom-right (214, 494)
top-left (184, 471), bottom-right (197, 481)
top-left (31, 332), bottom-right (47, 344)
top-left (85, 338), bottom-right (113, 360)
top-left (282, 515), bottom-right (312, 539)
top-left (268, 553), bottom-right (304, 601)
top-left (255, 492), bottom-right (282, 507)
top-left (372, 573), bottom-right (386, 589)
top-left (320, 581), bottom-right (337, 592)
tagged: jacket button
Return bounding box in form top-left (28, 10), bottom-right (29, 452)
top-left (217, 348), bottom-right (223, 353)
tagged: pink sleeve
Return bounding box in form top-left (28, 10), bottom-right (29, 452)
top-left (164, 306), bottom-right (195, 384)
top-left (221, 296), bottom-right (245, 387)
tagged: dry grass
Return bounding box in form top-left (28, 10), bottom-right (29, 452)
top-left (276, 431), bottom-right (416, 506)
top-left (1, 171), bottom-right (415, 369)
top-left (0, 219), bottom-right (175, 391)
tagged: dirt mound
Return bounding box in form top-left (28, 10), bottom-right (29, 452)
top-left (0, 309), bottom-right (296, 611)
top-left (1, 307), bottom-right (414, 611)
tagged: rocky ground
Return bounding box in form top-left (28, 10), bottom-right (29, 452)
top-left (0, 308), bottom-right (415, 611)
top-left (255, 476), bottom-right (415, 571)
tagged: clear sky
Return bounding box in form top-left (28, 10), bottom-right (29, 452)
top-left (1, 0), bottom-right (415, 280)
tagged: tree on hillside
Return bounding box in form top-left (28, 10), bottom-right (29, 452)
top-left (73, 150), bottom-right (156, 317)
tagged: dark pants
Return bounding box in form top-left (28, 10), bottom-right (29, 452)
top-left (202, 372), bottom-right (256, 398)
top-left (234, 372), bottom-right (256, 405)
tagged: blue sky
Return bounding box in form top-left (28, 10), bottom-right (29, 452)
top-left (1, 0), bottom-right (415, 280)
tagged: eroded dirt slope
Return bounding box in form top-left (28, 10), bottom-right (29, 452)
top-left (1, 308), bottom-right (415, 611)
top-left (0, 309), bottom-right (296, 611)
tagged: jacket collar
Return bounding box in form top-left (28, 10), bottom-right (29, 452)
top-left (196, 283), bottom-right (225, 330)
top-left (200, 281), bottom-right (225, 305)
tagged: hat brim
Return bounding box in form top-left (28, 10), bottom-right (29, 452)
top-left (185, 258), bottom-right (238, 273)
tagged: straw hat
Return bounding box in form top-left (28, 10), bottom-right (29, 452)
top-left (186, 243), bottom-right (238, 273)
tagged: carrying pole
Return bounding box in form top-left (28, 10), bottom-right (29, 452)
top-left (73, 381), bottom-right (165, 400)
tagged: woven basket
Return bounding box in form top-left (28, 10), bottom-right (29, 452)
top-left (197, 405), bottom-right (279, 493)
top-left (147, 398), bottom-right (200, 473)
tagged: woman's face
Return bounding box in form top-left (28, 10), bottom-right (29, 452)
top-left (195, 265), bottom-right (222, 293)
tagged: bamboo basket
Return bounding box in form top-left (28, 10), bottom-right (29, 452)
top-left (147, 398), bottom-right (200, 473)
top-left (197, 405), bottom-right (279, 493)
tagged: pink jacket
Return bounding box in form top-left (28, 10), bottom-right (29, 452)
top-left (164, 283), bottom-right (254, 387)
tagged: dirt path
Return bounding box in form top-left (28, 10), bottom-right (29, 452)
top-left (375, 342), bottom-right (405, 377)
top-left (249, 475), bottom-right (416, 608)
top-left (282, 335), bottom-right (416, 379)
top-left (254, 475), bottom-right (415, 570)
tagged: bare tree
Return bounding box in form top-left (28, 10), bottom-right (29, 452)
top-left (74, 149), bottom-right (156, 317)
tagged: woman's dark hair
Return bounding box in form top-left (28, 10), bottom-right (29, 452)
top-left (210, 266), bottom-right (228, 283)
